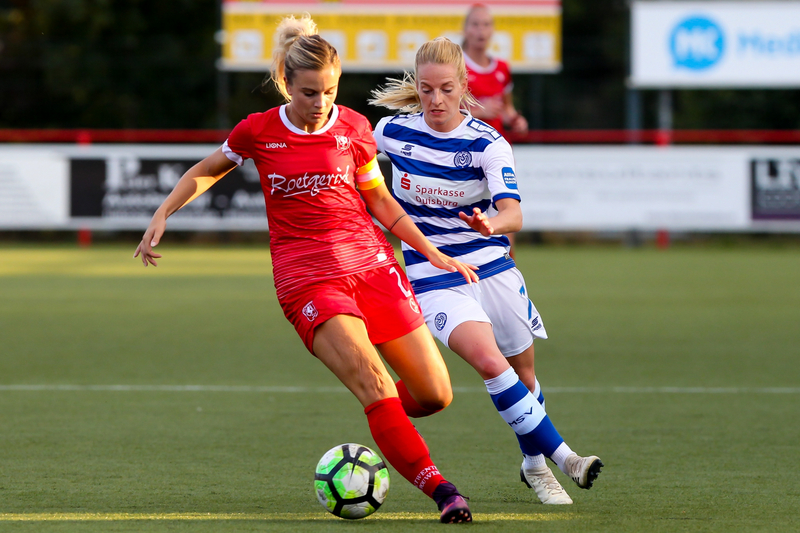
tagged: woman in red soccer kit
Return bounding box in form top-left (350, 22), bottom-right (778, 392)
top-left (133, 15), bottom-right (474, 523)
top-left (462, 3), bottom-right (528, 138)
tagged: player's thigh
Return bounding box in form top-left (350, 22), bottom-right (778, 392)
top-left (313, 314), bottom-right (397, 408)
top-left (448, 320), bottom-right (511, 380)
top-left (417, 287), bottom-right (509, 379)
top-left (415, 287), bottom-right (490, 349)
top-left (376, 324), bottom-right (452, 409)
top-left (481, 269), bottom-right (547, 356)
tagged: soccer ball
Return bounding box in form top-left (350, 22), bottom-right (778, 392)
top-left (314, 443), bottom-right (390, 519)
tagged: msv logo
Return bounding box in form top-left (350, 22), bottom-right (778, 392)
top-left (670, 16), bottom-right (725, 70)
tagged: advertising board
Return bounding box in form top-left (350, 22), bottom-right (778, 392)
top-left (220, 0), bottom-right (562, 73)
top-left (3, 145), bottom-right (800, 232)
top-left (631, 2), bottom-right (800, 88)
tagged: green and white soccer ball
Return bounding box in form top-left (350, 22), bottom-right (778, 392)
top-left (314, 443), bottom-right (390, 519)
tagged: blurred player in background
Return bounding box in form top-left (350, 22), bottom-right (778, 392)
top-left (462, 3), bottom-right (528, 255)
top-left (462, 3), bottom-right (528, 137)
top-left (370, 37), bottom-right (603, 505)
top-left (134, 15), bottom-right (474, 523)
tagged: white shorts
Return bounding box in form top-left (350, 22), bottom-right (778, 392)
top-left (415, 268), bottom-right (547, 357)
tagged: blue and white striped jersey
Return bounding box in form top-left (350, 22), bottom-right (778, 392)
top-left (374, 111), bottom-right (521, 294)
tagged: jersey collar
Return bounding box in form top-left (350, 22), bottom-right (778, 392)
top-left (463, 52), bottom-right (498, 75)
top-left (279, 104), bottom-right (340, 135)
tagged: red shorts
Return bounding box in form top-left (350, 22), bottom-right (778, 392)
top-left (279, 263), bottom-right (425, 354)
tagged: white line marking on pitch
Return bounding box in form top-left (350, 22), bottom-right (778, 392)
top-left (0, 385), bottom-right (798, 393)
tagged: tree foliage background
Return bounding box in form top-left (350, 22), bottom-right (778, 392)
top-left (1, 0), bottom-right (799, 130)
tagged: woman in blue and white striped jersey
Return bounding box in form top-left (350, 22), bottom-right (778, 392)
top-left (369, 37), bottom-right (603, 505)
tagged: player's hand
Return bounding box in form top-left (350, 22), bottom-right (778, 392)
top-left (507, 114), bottom-right (528, 134)
top-left (428, 252), bottom-right (480, 284)
top-left (480, 98), bottom-right (504, 119)
top-left (459, 207), bottom-right (494, 237)
top-left (133, 216), bottom-right (166, 267)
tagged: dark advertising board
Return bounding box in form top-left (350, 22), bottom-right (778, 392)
top-left (751, 157), bottom-right (800, 220)
top-left (70, 153), bottom-right (267, 229)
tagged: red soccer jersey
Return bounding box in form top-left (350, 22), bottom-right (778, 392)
top-left (464, 54), bottom-right (513, 133)
top-left (223, 104), bottom-right (394, 300)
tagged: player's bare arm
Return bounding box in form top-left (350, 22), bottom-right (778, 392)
top-left (458, 198), bottom-right (522, 238)
top-left (468, 96), bottom-right (503, 121)
top-left (134, 148), bottom-right (237, 267)
top-left (360, 182), bottom-right (479, 284)
top-left (502, 93), bottom-right (528, 134)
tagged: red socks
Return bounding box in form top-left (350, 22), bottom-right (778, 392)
top-left (365, 397), bottom-right (445, 497)
top-left (396, 380), bottom-right (443, 418)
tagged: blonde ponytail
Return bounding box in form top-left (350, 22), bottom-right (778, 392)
top-left (267, 14), bottom-right (340, 102)
top-left (368, 72), bottom-right (422, 113)
top-left (369, 37), bottom-right (480, 114)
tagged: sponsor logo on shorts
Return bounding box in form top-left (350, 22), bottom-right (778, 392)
top-left (434, 312), bottom-right (447, 331)
top-left (454, 150), bottom-right (472, 168)
top-left (302, 301), bottom-right (318, 322)
top-left (409, 299), bottom-right (420, 314)
top-left (502, 167), bottom-right (518, 190)
top-left (531, 316), bottom-right (541, 331)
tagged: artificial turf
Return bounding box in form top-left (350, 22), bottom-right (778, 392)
top-left (1, 243), bottom-right (798, 532)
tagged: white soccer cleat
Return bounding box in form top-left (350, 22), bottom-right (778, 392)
top-left (563, 454), bottom-right (604, 489)
top-left (520, 463), bottom-right (573, 504)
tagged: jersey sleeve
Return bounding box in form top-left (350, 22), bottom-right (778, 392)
top-left (482, 138), bottom-right (521, 206)
top-left (222, 116), bottom-right (254, 166)
top-left (500, 60), bottom-right (514, 95)
top-left (352, 116), bottom-right (385, 191)
top-left (373, 117), bottom-right (389, 155)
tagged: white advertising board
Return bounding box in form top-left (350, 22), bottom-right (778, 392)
top-left (631, 1), bottom-right (800, 88)
top-left (1, 144), bottom-right (799, 232)
top-left (0, 149), bottom-right (68, 228)
top-left (0, 145), bottom-right (269, 231)
top-left (513, 146), bottom-right (800, 231)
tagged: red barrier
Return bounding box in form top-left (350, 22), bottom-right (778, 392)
top-left (0, 129), bottom-right (228, 144)
top-left (0, 128), bottom-right (798, 145)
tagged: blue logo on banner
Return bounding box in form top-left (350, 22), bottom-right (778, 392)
top-left (502, 167), bottom-right (518, 189)
top-left (670, 16), bottom-right (725, 70)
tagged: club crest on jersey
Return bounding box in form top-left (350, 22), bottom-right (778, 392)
top-left (401, 144), bottom-right (414, 156)
top-left (334, 135), bottom-right (351, 151)
top-left (454, 150), bottom-right (472, 168)
top-left (302, 301), bottom-right (318, 322)
top-left (502, 167), bottom-right (518, 189)
top-left (434, 312), bottom-right (447, 331)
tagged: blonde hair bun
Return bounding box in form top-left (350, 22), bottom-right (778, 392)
top-left (268, 14), bottom-right (339, 102)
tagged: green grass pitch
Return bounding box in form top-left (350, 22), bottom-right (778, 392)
top-left (1, 243), bottom-right (799, 532)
